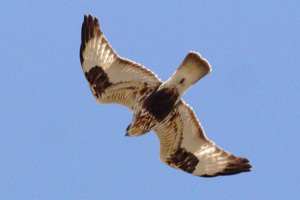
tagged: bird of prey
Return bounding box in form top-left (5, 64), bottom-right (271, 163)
top-left (80, 14), bottom-right (252, 177)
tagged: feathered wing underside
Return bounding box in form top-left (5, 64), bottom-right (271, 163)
top-left (80, 14), bottom-right (161, 110)
top-left (80, 14), bottom-right (251, 177)
top-left (154, 100), bottom-right (252, 177)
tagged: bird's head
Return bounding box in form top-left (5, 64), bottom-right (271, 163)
top-left (125, 123), bottom-right (148, 137)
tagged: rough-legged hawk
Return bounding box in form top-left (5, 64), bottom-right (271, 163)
top-left (80, 14), bottom-right (252, 177)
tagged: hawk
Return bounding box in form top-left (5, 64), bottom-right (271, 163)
top-left (80, 14), bottom-right (252, 177)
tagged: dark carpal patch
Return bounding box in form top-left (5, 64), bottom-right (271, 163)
top-left (167, 147), bottom-right (199, 174)
top-left (143, 87), bottom-right (179, 121)
top-left (85, 66), bottom-right (112, 98)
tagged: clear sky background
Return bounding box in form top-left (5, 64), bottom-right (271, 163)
top-left (1, 1), bottom-right (299, 200)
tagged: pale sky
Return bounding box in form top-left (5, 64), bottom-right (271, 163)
top-left (1, 1), bottom-right (299, 199)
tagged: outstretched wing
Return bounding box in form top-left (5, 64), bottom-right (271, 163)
top-left (80, 14), bottom-right (162, 111)
top-left (154, 100), bottom-right (252, 177)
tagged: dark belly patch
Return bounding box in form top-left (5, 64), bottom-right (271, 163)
top-left (167, 147), bottom-right (199, 174)
top-left (143, 87), bottom-right (179, 121)
top-left (85, 65), bottom-right (112, 98)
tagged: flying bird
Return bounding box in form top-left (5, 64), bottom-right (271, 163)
top-left (80, 14), bottom-right (252, 177)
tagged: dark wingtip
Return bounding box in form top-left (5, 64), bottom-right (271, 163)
top-left (219, 157), bottom-right (252, 175)
top-left (201, 157), bottom-right (252, 178)
top-left (80, 14), bottom-right (101, 65)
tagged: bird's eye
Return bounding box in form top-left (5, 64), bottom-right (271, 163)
top-left (180, 78), bottom-right (185, 84)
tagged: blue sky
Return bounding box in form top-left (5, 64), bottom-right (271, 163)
top-left (1, 1), bottom-right (299, 199)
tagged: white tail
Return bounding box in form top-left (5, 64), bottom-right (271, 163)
top-left (160, 52), bottom-right (211, 97)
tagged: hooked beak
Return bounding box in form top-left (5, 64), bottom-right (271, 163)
top-left (125, 124), bottom-right (131, 136)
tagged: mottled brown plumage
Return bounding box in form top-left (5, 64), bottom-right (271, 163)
top-left (80, 14), bottom-right (252, 177)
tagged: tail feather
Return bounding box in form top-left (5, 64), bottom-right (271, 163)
top-left (163, 52), bottom-right (211, 96)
